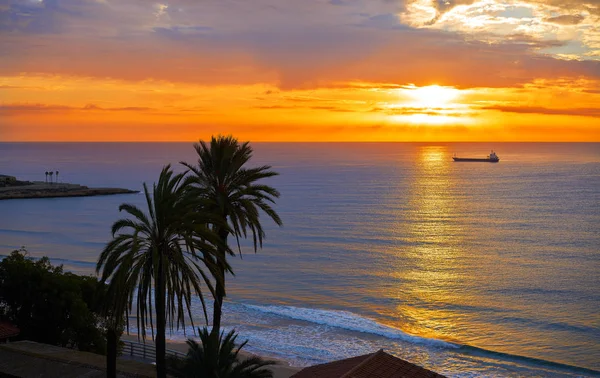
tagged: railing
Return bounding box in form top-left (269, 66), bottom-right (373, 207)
top-left (122, 340), bottom-right (186, 361)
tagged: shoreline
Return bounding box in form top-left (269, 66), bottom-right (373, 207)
top-left (120, 334), bottom-right (300, 378)
top-left (0, 182), bottom-right (139, 200)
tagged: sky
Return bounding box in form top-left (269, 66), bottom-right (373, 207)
top-left (1, 0), bottom-right (599, 141)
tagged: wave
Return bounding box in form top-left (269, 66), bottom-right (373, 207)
top-left (241, 303), bottom-right (457, 349)
top-left (240, 303), bottom-right (600, 376)
top-left (459, 345), bottom-right (600, 377)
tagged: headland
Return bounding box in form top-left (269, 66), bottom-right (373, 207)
top-left (0, 177), bottom-right (139, 200)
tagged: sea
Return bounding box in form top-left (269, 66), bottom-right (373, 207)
top-left (0, 142), bottom-right (599, 377)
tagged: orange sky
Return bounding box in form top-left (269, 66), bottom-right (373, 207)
top-left (1, 0), bottom-right (599, 141)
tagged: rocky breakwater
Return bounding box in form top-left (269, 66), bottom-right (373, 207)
top-left (0, 182), bottom-right (139, 200)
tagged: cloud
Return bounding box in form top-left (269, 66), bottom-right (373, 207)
top-left (544, 14), bottom-right (585, 25)
top-left (0, 104), bottom-right (72, 113)
top-left (0, 0), bottom-right (599, 91)
top-left (369, 106), bottom-right (467, 117)
top-left (400, 0), bottom-right (599, 61)
top-left (253, 104), bottom-right (358, 112)
top-left (0, 103), bottom-right (154, 114)
top-left (0, 85), bottom-right (41, 89)
top-left (483, 105), bottom-right (600, 117)
top-left (528, 0), bottom-right (600, 16)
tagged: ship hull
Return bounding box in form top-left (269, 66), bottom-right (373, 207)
top-left (452, 157), bottom-right (499, 162)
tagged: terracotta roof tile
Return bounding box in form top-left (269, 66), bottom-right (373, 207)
top-left (0, 322), bottom-right (19, 340)
top-left (291, 349), bottom-right (446, 378)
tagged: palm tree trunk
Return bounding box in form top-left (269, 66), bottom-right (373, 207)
top-left (211, 263), bottom-right (225, 335)
top-left (211, 227), bottom-right (229, 337)
top-left (155, 253), bottom-right (166, 378)
top-left (106, 327), bottom-right (117, 378)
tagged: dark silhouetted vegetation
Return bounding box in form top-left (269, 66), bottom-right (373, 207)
top-left (0, 248), bottom-right (108, 354)
top-left (168, 327), bottom-right (275, 378)
top-left (182, 135), bottom-right (283, 338)
top-left (97, 165), bottom-right (225, 378)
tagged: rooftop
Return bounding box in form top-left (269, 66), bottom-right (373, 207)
top-left (0, 341), bottom-right (155, 378)
top-left (0, 322), bottom-right (19, 340)
top-left (290, 349), bottom-right (446, 378)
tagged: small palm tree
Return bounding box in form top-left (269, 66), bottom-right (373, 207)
top-left (45, 171), bottom-right (48, 183)
top-left (49, 171), bottom-right (54, 184)
top-left (182, 135), bottom-right (282, 337)
top-left (97, 165), bottom-right (226, 378)
top-left (175, 327), bottom-right (275, 378)
top-left (56, 171), bottom-right (59, 184)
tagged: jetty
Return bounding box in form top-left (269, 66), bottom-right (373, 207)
top-left (0, 178), bottom-right (139, 200)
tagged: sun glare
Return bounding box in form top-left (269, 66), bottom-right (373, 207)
top-left (384, 85), bottom-right (464, 125)
top-left (407, 85), bottom-right (460, 108)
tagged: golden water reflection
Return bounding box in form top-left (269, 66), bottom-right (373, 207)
top-left (387, 145), bottom-right (467, 342)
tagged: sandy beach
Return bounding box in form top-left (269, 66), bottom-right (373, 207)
top-left (120, 334), bottom-right (300, 378)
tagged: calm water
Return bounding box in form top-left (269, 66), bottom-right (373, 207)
top-left (1, 142), bottom-right (599, 377)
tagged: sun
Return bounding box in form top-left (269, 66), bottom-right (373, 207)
top-left (407, 85), bottom-right (460, 108)
top-left (382, 84), bottom-right (467, 126)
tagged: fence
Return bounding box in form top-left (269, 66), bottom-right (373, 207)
top-left (122, 340), bottom-right (187, 362)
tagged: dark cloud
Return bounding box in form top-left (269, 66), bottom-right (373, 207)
top-left (0, 104), bottom-right (72, 113)
top-left (254, 104), bottom-right (358, 112)
top-left (0, 103), bottom-right (154, 114)
top-left (544, 14), bottom-right (585, 25)
top-left (502, 34), bottom-right (566, 48)
top-left (529, 0), bottom-right (600, 16)
top-left (0, 0), bottom-right (104, 34)
top-left (483, 105), bottom-right (600, 117)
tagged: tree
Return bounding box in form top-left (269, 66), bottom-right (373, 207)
top-left (97, 272), bottom-right (127, 378)
top-left (172, 327), bottom-right (275, 378)
top-left (181, 135), bottom-right (282, 337)
top-left (0, 248), bottom-right (107, 354)
top-left (45, 171), bottom-right (48, 183)
top-left (49, 171), bottom-right (54, 184)
top-left (56, 170), bottom-right (59, 184)
top-left (97, 165), bottom-right (225, 378)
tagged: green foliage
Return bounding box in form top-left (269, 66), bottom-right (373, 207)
top-left (0, 248), bottom-right (107, 354)
top-left (171, 327), bottom-right (274, 378)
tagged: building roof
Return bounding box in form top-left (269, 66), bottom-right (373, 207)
top-left (0, 322), bottom-right (20, 340)
top-left (290, 349), bottom-right (446, 378)
top-left (0, 341), bottom-right (155, 377)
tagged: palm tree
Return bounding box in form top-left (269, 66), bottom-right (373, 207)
top-left (45, 171), bottom-right (48, 183)
top-left (56, 171), bottom-right (59, 184)
top-left (96, 165), bottom-right (227, 378)
top-left (49, 171), bottom-right (54, 184)
top-left (181, 135), bottom-right (282, 337)
top-left (174, 327), bottom-right (275, 378)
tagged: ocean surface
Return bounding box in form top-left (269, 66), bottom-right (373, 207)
top-left (0, 142), bottom-right (599, 377)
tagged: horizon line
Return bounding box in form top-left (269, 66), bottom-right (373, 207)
top-left (1, 141), bottom-right (599, 143)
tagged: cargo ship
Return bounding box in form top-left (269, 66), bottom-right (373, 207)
top-left (453, 151), bottom-right (499, 162)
